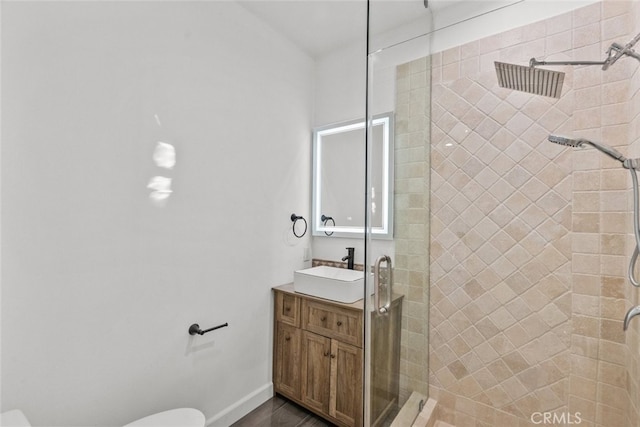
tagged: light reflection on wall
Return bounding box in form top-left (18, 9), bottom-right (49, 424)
top-left (153, 141), bottom-right (176, 169)
top-left (147, 175), bottom-right (173, 207)
top-left (148, 116), bottom-right (176, 207)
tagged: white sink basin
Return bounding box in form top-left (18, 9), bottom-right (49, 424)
top-left (294, 266), bottom-right (370, 303)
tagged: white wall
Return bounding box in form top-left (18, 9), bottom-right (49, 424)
top-left (1, 2), bottom-right (313, 426)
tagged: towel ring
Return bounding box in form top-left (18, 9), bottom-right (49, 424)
top-left (291, 213), bottom-right (307, 238)
top-left (321, 214), bottom-right (335, 236)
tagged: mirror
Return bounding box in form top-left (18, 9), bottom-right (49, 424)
top-left (312, 112), bottom-right (393, 239)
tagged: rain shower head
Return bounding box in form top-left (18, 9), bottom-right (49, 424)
top-left (548, 134), bottom-right (627, 163)
top-left (495, 61), bottom-right (565, 99)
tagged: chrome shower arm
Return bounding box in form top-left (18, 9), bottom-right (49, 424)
top-left (529, 58), bottom-right (606, 67)
top-left (530, 32), bottom-right (640, 71)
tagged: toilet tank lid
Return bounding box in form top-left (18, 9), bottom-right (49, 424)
top-left (123, 408), bottom-right (205, 427)
top-left (0, 409), bottom-right (32, 427)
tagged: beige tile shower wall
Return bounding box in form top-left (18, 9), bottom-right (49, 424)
top-left (428, 37), bottom-right (573, 427)
top-left (394, 56), bottom-right (431, 404)
top-left (421, 2), bottom-right (637, 426)
top-left (568, 3), bottom-right (636, 427)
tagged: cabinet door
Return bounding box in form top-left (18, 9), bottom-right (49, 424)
top-left (301, 330), bottom-right (331, 414)
top-left (330, 340), bottom-right (363, 427)
top-left (274, 322), bottom-right (301, 399)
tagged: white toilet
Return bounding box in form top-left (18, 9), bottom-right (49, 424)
top-left (1, 408), bottom-right (206, 427)
top-left (0, 410), bottom-right (30, 427)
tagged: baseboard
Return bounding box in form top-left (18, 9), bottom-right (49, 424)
top-left (206, 382), bottom-right (273, 427)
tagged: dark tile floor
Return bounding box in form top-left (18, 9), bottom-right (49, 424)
top-left (231, 395), bottom-right (334, 427)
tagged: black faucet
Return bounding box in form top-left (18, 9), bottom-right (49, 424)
top-left (342, 247), bottom-right (355, 270)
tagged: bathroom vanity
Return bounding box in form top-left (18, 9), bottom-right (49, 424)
top-left (272, 284), bottom-right (403, 427)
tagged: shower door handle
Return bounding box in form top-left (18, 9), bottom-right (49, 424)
top-left (374, 255), bottom-right (392, 316)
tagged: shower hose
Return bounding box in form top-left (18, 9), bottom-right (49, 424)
top-left (628, 163), bottom-right (640, 287)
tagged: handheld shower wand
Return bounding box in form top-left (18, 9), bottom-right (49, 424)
top-left (548, 135), bottom-right (640, 330)
top-left (547, 135), bottom-right (627, 162)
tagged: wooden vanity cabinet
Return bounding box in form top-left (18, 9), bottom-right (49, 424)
top-left (274, 286), bottom-right (363, 427)
top-left (273, 284), bottom-right (401, 427)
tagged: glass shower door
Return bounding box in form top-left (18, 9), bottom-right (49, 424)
top-left (362, 4), bottom-right (527, 423)
top-left (363, 5), bottom-right (433, 424)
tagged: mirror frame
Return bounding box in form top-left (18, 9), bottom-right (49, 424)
top-left (311, 112), bottom-right (394, 239)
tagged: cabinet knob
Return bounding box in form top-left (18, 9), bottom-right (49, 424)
top-left (330, 354), bottom-right (336, 359)
top-left (324, 351), bottom-right (330, 357)
top-left (337, 321), bottom-right (343, 326)
top-left (285, 336), bottom-right (291, 341)
top-left (320, 316), bottom-right (327, 322)
top-left (285, 307), bottom-right (291, 312)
